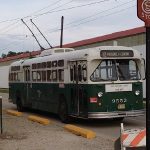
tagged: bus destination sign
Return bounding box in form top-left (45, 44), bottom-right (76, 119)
top-left (100, 50), bottom-right (134, 58)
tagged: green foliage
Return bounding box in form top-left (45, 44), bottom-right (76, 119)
top-left (1, 53), bottom-right (7, 58)
top-left (1, 51), bottom-right (26, 58)
top-left (7, 51), bottom-right (17, 57)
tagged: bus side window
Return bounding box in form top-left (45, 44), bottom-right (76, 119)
top-left (17, 72), bottom-right (21, 81)
top-left (58, 60), bottom-right (64, 67)
top-left (78, 65), bottom-right (82, 82)
top-left (37, 71), bottom-right (41, 81)
top-left (37, 63), bottom-right (42, 69)
top-left (13, 73), bottom-right (16, 81)
top-left (42, 71), bottom-right (46, 81)
top-left (32, 71), bottom-right (37, 81)
top-left (73, 65), bottom-right (76, 81)
top-left (27, 70), bottom-right (30, 81)
top-left (25, 69), bottom-right (30, 81)
top-left (47, 61), bottom-right (51, 68)
top-left (15, 73), bottom-right (18, 81)
top-left (82, 64), bottom-right (87, 81)
top-left (47, 70), bottom-right (51, 81)
top-left (58, 69), bottom-right (64, 81)
top-left (32, 64), bottom-right (36, 69)
top-left (11, 73), bottom-right (13, 81)
top-left (52, 70), bottom-right (57, 81)
top-left (42, 62), bottom-right (46, 68)
top-left (52, 61), bottom-right (57, 67)
top-left (70, 66), bottom-right (73, 81)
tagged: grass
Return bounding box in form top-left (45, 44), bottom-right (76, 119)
top-left (0, 88), bottom-right (9, 93)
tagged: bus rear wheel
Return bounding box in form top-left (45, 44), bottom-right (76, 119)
top-left (16, 97), bottom-right (24, 112)
top-left (58, 100), bottom-right (69, 123)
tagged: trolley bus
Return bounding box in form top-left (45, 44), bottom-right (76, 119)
top-left (9, 46), bottom-right (145, 122)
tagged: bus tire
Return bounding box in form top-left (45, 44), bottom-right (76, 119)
top-left (16, 96), bottom-right (24, 112)
top-left (58, 99), bottom-right (69, 123)
top-left (113, 117), bottom-right (124, 121)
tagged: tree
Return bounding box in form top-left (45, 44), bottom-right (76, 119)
top-left (7, 51), bottom-right (17, 57)
top-left (1, 53), bottom-right (7, 58)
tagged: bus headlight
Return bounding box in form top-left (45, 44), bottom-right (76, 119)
top-left (135, 90), bottom-right (140, 96)
top-left (98, 92), bottom-right (103, 97)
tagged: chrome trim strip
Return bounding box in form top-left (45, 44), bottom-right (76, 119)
top-left (88, 110), bottom-right (145, 119)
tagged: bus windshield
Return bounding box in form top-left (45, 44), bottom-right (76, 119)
top-left (90, 59), bottom-right (141, 81)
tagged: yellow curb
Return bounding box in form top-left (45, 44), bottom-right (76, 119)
top-left (28, 115), bottom-right (50, 125)
top-left (64, 124), bottom-right (96, 139)
top-left (6, 109), bottom-right (23, 117)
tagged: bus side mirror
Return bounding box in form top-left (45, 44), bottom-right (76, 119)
top-left (141, 58), bottom-right (145, 80)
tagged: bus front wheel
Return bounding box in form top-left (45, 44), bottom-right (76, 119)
top-left (16, 97), bottom-right (24, 112)
top-left (58, 99), bottom-right (69, 123)
top-left (113, 117), bottom-right (124, 121)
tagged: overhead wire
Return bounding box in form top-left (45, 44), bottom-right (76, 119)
top-left (0, 0), bottom-right (136, 53)
top-left (0, 0), bottom-right (72, 41)
top-left (0, 0), bottom-right (109, 49)
top-left (64, 0), bottom-right (135, 27)
top-left (0, 0), bottom-right (110, 34)
top-left (44, 0), bottom-right (135, 33)
top-left (2, 0), bottom-right (135, 42)
top-left (29, 0), bottom-right (65, 15)
top-left (63, 5), bottom-right (136, 30)
top-left (33, 0), bottom-right (111, 18)
top-left (0, 0), bottom-right (65, 24)
top-left (0, 0), bottom-right (74, 36)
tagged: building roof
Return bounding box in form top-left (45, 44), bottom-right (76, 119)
top-left (63, 26), bottom-right (145, 48)
top-left (0, 26), bottom-right (145, 63)
top-left (0, 51), bottom-right (41, 63)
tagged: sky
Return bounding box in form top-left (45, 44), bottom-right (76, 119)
top-left (0, 0), bottom-right (144, 56)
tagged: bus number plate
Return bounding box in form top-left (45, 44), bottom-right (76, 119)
top-left (118, 104), bottom-right (125, 109)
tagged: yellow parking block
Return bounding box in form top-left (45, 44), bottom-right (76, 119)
top-left (6, 109), bottom-right (23, 117)
top-left (64, 124), bottom-right (96, 139)
top-left (28, 115), bottom-right (50, 125)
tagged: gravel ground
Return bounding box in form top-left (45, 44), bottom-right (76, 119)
top-left (0, 93), bottom-right (114, 150)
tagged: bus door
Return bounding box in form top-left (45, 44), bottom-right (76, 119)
top-left (70, 61), bottom-right (88, 118)
top-left (23, 66), bottom-right (31, 105)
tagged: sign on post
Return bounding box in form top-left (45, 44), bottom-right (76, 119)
top-left (137, 0), bottom-right (150, 27)
top-left (137, 1), bottom-right (150, 149)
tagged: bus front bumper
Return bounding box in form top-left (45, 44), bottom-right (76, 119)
top-left (88, 109), bottom-right (145, 119)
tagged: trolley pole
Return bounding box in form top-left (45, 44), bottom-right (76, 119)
top-left (0, 96), bottom-right (2, 134)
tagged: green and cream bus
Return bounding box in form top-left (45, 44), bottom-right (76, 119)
top-left (9, 46), bottom-right (145, 122)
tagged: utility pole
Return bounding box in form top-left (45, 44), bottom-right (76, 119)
top-left (60, 16), bottom-right (64, 48)
top-left (137, 0), bottom-right (150, 149)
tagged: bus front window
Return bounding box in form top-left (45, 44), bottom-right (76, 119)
top-left (90, 59), bottom-right (141, 82)
top-left (117, 60), bottom-right (141, 81)
top-left (90, 60), bottom-right (117, 81)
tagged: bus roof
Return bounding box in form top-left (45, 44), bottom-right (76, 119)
top-left (10, 46), bottom-right (142, 67)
